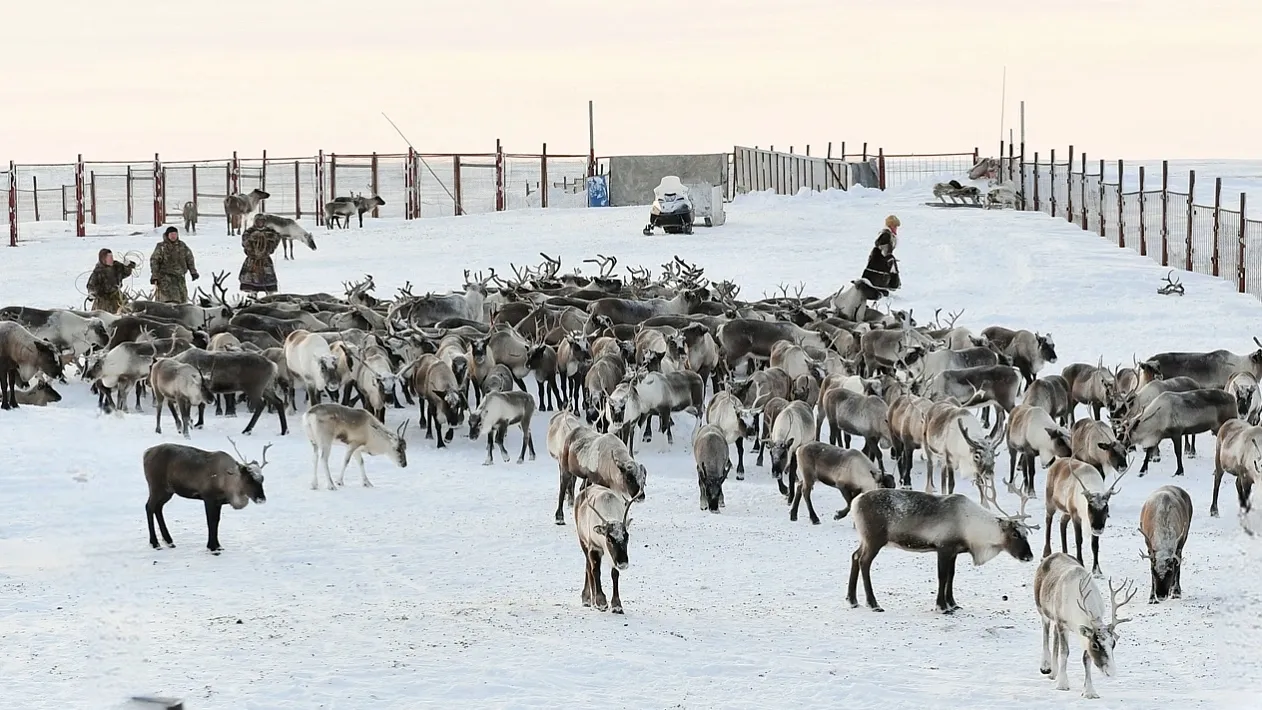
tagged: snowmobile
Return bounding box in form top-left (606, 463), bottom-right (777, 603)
top-left (643, 176), bottom-right (694, 236)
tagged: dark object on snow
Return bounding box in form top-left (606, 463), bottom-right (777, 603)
top-left (643, 176), bottom-right (694, 236)
top-left (129, 697), bottom-right (184, 709)
top-left (1157, 270), bottom-right (1185, 296)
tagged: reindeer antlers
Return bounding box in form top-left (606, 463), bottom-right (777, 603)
top-left (1157, 270), bottom-right (1185, 296)
top-left (583, 254), bottom-right (618, 277)
top-left (1107, 578), bottom-right (1138, 629)
top-left (210, 271), bottom-right (230, 307)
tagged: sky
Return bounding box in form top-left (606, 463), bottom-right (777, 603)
top-left (1, 0), bottom-right (1258, 164)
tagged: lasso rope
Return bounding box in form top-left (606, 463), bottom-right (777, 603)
top-left (74, 249), bottom-right (149, 298)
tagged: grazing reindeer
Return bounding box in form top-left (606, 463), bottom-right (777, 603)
top-left (467, 390), bottom-right (537, 465)
top-left (692, 423), bottom-right (731, 513)
top-left (142, 438), bottom-right (268, 552)
top-left (924, 399), bottom-right (1005, 507)
top-left (1025, 375), bottom-right (1074, 426)
top-left (548, 410), bottom-right (586, 524)
top-left (255, 214), bottom-right (317, 261)
top-left (561, 427), bottom-right (647, 503)
top-left (605, 369), bottom-right (703, 455)
top-left (981, 327), bottom-right (1057, 385)
top-left (1062, 359), bottom-right (1115, 422)
top-left (1033, 554), bottom-right (1136, 699)
top-left (325, 194), bottom-right (386, 229)
top-left (791, 442), bottom-right (893, 524)
top-left (1139, 485), bottom-right (1193, 603)
top-left (765, 400), bottom-right (817, 501)
top-left (819, 385), bottom-right (892, 475)
top-left (1005, 404), bottom-right (1073, 496)
top-left (304, 402), bottom-right (408, 489)
top-left (1211, 419), bottom-right (1262, 517)
top-left (284, 329), bottom-right (343, 408)
top-left (223, 188), bottom-right (270, 235)
top-left (181, 201), bottom-right (198, 233)
top-left (704, 389), bottom-right (760, 478)
top-left (847, 488), bottom-right (1037, 613)
top-left (410, 355), bottom-right (468, 447)
top-left (1069, 419), bottom-right (1130, 479)
top-left (575, 484), bottom-right (634, 614)
top-left (887, 389), bottom-right (935, 490)
top-left (1043, 458), bottom-right (1126, 575)
top-left (1119, 389), bottom-right (1237, 476)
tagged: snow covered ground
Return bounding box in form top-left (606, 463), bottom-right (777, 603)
top-left (2, 182), bottom-right (1261, 709)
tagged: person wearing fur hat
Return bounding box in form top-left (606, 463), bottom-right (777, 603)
top-left (86, 248), bottom-right (137, 313)
top-left (861, 215), bottom-right (901, 290)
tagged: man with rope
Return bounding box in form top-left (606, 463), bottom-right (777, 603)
top-left (86, 248), bottom-right (138, 313)
top-left (149, 226), bottom-right (199, 303)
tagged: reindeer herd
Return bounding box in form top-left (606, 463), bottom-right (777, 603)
top-left (2, 249), bottom-right (1260, 700)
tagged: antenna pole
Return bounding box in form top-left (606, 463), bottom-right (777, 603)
top-left (999, 66), bottom-right (1007, 144)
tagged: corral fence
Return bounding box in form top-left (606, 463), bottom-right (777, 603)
top-left (997, 144), bottom-right (1262, 299)
top-left (731, 144), bottom-right (981, 195)
top-left (4, 143), bottom-right (593, 245)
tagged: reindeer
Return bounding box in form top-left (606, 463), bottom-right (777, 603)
top-left (525, 342), bottom-right (562, 411)
top-left (410, 355), bottom-right (468, 447)
top-left (1062, 359), bottom-right (1115, 422)
top-left (704, 390), bottom-right (759, 478)
top-left (1025, 374), bottom-right (1074, 426)
top-left (548, 411), bottom-right (586, 524)
top-left (557, 331), bottom-right (592, 410)
top-left (284, 329), bottom-right (343, 408)
top-left (605, 369), bottom-right (703, 455)
top-left (1043, 458), bottom-right (1126, 575)
top-left (255, 214), bottom-right (317, 260)
top-left (887, 389), bottom-right (935, 490)
top-left (1005, 403), bottom-right (1073, 496)
top-left (980, 327), bottom-right (1057, 385)
top-left (924, 399), bottom-right (1006, 507)
top-left (0, 321), bottom-right (65, 409)
top-left (142, 438), bottom-right (269, 552)
top-left (847, 488), bottom-right (1037, 613)
top-left (223, 188), bottom-right (270, 235)
top-left (692, 423), bottom-right (731, 513)
top-left (1069, 419), bottom-right (1130, 480)
top-left (182, 201), bottom-right (198, 233)
top-left (303, 402), bottom-right (408, 490)
top-left (791, 442), bottom-right (893, 524)
top-left (149, 357), bottom-right (216, 438)
top-left (14, 380), bottom-right (62, 406)
top-left (1139, 485), bottom-right (1193, 603)
top-left (575, 484), bottom-right (634, 614)
top-left (1033, 554), bottom-right (1136, 699)
top-left (1119, 388), bottom-right (1237, 476)
top-left (325, 194), bottom-right (386, 229)
top-left (1211, 418), bottom-right (1262, 518)
top-left (1140, 339), bottom-right (1262, 389)
top-left (468, 390), bottom-right (537, 465)
top-left (560, 427), bottom-right (647, 503)
top-left (819, 385), bottom-right (892, 475)
top-left (765, 400), bottom-right (816, 501)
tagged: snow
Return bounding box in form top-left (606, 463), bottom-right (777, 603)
top-left (3, 181), bottom-right (1262, 709)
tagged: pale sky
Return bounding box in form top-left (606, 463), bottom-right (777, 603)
top-left (3, 0), bottom-right (1257, 163)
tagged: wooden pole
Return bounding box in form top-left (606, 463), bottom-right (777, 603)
top-left (75, 154), bottom-right (86, 237)
top-left (371, 152), bottom-right (380, 217)
top-left (1117, 159), bottom-right (1125, 248)
top-left (1212, 177), bottom-right (1222, 276)
top-left (191, 164), bottom-right (199, 221)
top-left (587, 99), bottom-right (596, 177)
top-left (1161, 161), bottom-right (1169, 267)
top-left (1032, 152), bottom-right (1040, 211)
top-left (453, 155), bottom-right (463, 216)
top-left (1098, 159), bottom-right (1106, 237)
top-left (1019, 137), bottom-right (1026, 210)
top-left (1239, 192), bottom-right (1248, 293)
top-left (330, 154), bottom-right (337, 202)
top-left (260, 149), bottom-right (268, 213)
top-left (877, 148), bottom-right (886, 190)
top-left (1186, 170), bottom-right (1196, 272)
top-left (1138, 166), bottom-right (1146, 256)
top-left (90, 171), bottom-right (98, 224)
top-left (1049, 149), bottom-right (1056, 217)
top-left (126, 166), bottom-right (134, 224)
top-left (1066, 146), bottom-right (1075, 222)
top-left (1081, 153), bottom-right (1088, 230)
top-left (540, 143), bottom-right (549, 208)
top-left (31, 175), bottom-right (39, 221)
top-left (294, 161), bottom-right (302, 219)
top-left (6, 163), bottom-right (16, 246)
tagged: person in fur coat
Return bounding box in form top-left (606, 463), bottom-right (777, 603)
top-left (861, 215), bottom-right (901, 290)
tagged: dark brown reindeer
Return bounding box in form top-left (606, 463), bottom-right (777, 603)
top-left (143, 439), bottom-right (269, 553)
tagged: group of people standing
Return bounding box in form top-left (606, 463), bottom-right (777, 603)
top-left (86, 214), bottom-right (284, 313)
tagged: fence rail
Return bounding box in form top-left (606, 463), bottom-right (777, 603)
top-left (730, 144), bottom-right (980, 195)
top-left (4, 144), bottom-right (593, 245)
top-left (1013, 149), bottom-right (1262, 299)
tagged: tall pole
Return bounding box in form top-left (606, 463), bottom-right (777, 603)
top-left (998, 66), bottom-right (1007, 144)
top-left (587, 100), bottom-right (596, 178)
top-left (1019, 100), bottom-right (1025, 147)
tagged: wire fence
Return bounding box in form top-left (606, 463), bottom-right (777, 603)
top-left (1014, 153), bottom-right (1262, 299)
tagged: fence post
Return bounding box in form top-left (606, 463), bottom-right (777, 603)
top-left (1138, 167), bottom-right (1147, 257)
top-left (32, 175), bottom-right (40, 222)
top-left (1240, 193), bottom-right (1248, 293)
top-left (1212, 177), bottom-right (1222, 277)
top-left (75, 154), bottom-right (86, 237)
top-left (453, 155), bottom-right (464, 216)
top-left (153, 153), bottom-right (164, 228)
top-left (315, 150), bottom-right (326, 227)
top-left (1186, 170), bottom-right (1196, 272)
top-left (371, 152), bottom-right (380, 217)
top-left (1049, 149), bottom-right (1056, 217)
top-left (999, 141), bottom-right (1005, 184)
top-left (973, 147), bottom-right (979, 164)
top-left (126, 166), bottom-right (134, 224)
top-left (1096, 159), bottom-right (1104, 237)
top-left (7, 163), bottom-right (16, 246)
top-left (540, 143), bottom-right (549, 208)
top-left (495, 140), bottom-right (506, 211)
top-left (1066, 146), bottom-right (1074, 222)
top-left (230, 151), bottom-right (240, 195)
top-left (1160, 161), bottom-right (1170, 266)
top-left (260, 149), bottom-right (268, 213)
top-left (294, 161), bottom-right (302, 220)
top-left (1117, 160), bottom-right (1125, 248)
top-left (329, 153), bottom-right (337, 204)
top-left (90, 171), bottom-right (98, 224)
top-left (1032, 152), bottom-right (1040, 211)
top-left (1080, 153), bottom-right (1088, 231)
top-left (191, 165), bottom-right (199, 220)
top-left (1008, 141), bottom-right (1015, 182)
top-left (877, 148), bottom-right (886, 190)
top-left (1019, 137), bottom-right (1026, 209)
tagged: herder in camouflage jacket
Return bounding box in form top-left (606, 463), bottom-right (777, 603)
top-left (86, 248), bottom-right (137, 313)
top-left (239, 214), bottom-right (282, 294)
top-left (149, 226), bottom-right (199, 303)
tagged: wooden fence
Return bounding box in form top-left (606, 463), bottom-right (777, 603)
top-left (5, 143), bottom-right (592, 246)
top-left (731, 144), bottom-right (980, 196)
top-left (1007, 149), bottom-right (1262, 298)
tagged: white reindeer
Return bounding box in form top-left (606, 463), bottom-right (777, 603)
top-left (1034, 553), bottom-right (1136, 699)
top-left (285, 330), bottom-right (342, 408)
top-left (303, 402), bottom-right (408, 490)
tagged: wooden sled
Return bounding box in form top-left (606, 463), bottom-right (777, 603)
top-left (923, 202), bottom-right (984, 208)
